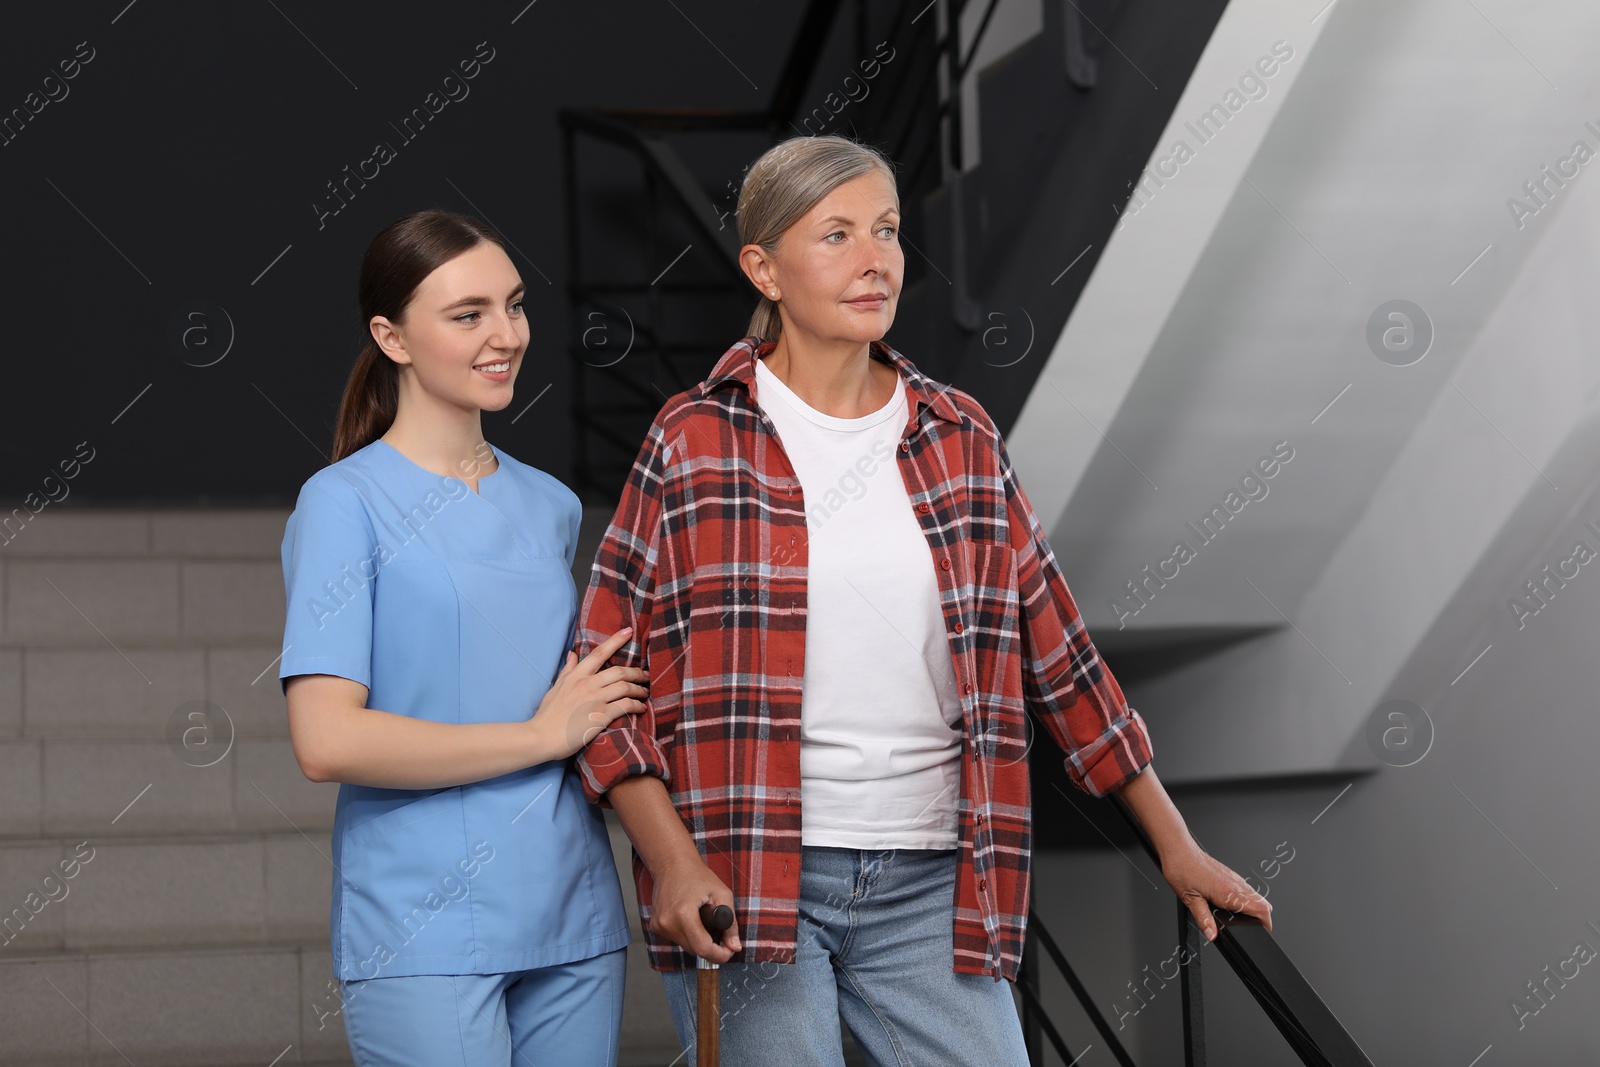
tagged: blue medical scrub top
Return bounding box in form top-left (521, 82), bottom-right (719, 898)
top-left (278, 438), bottom-right (630, 981)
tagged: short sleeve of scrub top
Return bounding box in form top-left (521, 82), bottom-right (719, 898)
top-left (279, 439), bottom-right (630, 981)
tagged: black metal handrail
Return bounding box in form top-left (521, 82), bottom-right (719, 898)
top-left (558, 109), bottom-right (744, 273)
top-left (1019, 794), bottom-right (1375, 1067)
top-left (1020, 907), bottom-right (1140, 1067)
top-left (1193, 909), bottom-right (1376, 1066)
top-left (1110, 793), bottom-right (1376, 1067)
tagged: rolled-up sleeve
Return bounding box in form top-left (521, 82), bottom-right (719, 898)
top-left (572, 416), bottom-right (674, 805)
top-left (997, 437), bottom-right (1153, 797)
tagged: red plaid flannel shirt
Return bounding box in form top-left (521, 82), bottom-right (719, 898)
top-left (573, 335), bottom-right (1153, 981)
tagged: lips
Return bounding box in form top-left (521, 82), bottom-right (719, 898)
top-left (845, 293), bottom-right (888, 307)
top-left (473, 359), bottom-right (514, 382)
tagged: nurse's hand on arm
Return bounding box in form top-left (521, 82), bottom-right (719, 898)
top-left (608, 776), bottom-right (742, 964)
top-left (285, 626), bottom-right (648, 790)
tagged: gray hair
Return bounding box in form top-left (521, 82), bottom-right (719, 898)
top-left (736, 135), bottom-right (898, 342)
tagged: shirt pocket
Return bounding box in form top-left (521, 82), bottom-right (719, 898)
top-left (969, 540), bottom-right (1027, 765)
top-left (340, 786), bottom-right (473, 960)
top-left (971, 538), bottom-right (1018, 620)
top-left (344, 786), bottom-right (463, 849)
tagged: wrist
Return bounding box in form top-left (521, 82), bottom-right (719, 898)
top-left (1156, 832), bottom-right (1202, 871)
top-left (651, 839), bottom-right (706, 882)
top-left (524, 711), bottom-right (558, 765)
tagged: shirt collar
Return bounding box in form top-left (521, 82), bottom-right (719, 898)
top-left (698, 335), bottom-right (964, 426)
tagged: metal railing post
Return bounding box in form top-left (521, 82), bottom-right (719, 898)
top-left (1020, 934), bottom-right (1043, 1064)
top-left (1180, 898), bottom-right (1207, 1067)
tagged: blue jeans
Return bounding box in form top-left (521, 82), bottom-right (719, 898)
top-left (662, 846), bottom-right (1029, 1066)
top-left (339, 948), bottom-right (626, 1066)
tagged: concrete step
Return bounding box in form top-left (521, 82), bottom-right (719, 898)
top-left (1, 557), bottom-right (285, 645)
top-left (0, 943), bottom-right (350, 1066)
top-left (0, 504), bottom-right (615, 648)
top-left (0, 509), bottom-right (291, 559)
top-left (0, 936), bottom-right (810, 1067)
top-left (0, 507), bottom-right (692, 1065)
top-left (0, 831), bottom-right (330, 956)
top-left (0, 504), bottom-right (614, 561)
top-left (0, 738), bottom-right (337, 840)
top-left (2, 643), bottom-right (288, 742)
top-left (0, 510), bottom-right (286, 648)
top-left (1, 920), bottom-right (681, 1066)
top-left (0, 815), bottom-right (682, 1065)
top-left (0, 504), bottom-right (617, 647)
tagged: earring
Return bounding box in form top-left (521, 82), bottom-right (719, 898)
top-left (769, 290), bottom-right (776, 297)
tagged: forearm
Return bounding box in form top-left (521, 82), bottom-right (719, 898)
top-left (295, 703), bottom-right (556, 790)
top-left (1113, 763), bottom-right (1198, 865)
top-left (607, 774), bottom-right (703, 876)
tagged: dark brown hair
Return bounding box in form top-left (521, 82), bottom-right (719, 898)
top-left (332, 209), bottom-right (507, 461)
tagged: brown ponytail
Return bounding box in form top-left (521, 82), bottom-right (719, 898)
top-left (332, 209), bottom-right (507, 462)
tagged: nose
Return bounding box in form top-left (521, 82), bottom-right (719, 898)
top-left (859, 239), bottom-right (888, 279)
top-left (485, 307), bottom-right (525, 352)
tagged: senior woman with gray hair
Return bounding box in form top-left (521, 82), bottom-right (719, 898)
top-left (573, 133), bottom-right (1271, 1065)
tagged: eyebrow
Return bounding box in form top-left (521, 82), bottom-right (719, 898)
top-left (816, 208), bottom-right (900, 227)
top-left (440, 284), bottom-right (526, 312)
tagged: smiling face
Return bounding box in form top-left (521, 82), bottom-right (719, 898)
top-left (370, 240), bottom-right (528, 413)
top-left (743, 168), bottom-right (903, 347)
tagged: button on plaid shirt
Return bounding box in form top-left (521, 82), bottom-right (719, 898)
top-left (573, 335), bottom-right (1153, 980)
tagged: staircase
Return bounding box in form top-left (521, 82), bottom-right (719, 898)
top-left (0, 509), bottom-right (348, 1065)
top-left (0, 508), bottom-right (685, 1066)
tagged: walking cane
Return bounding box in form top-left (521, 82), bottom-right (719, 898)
top-left (696, 902), bottom-right (735, 1067)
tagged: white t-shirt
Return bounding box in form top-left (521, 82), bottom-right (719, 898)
top-left (753, 353), bottom-right (963, 850)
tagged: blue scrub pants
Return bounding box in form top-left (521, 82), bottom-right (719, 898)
top-left (339, 947), bottom-right (626, 1066)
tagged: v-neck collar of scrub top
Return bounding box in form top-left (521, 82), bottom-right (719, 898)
top-left (372, 438), bottom-right (505, 495)
top-left (369, 437), bottom-right (552, 563)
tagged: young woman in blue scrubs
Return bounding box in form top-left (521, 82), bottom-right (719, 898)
top-left (278, 209), bottom-right (646, 1066)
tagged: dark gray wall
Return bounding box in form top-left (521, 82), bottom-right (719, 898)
top-left (0, 0), bottom-right (802, 505)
